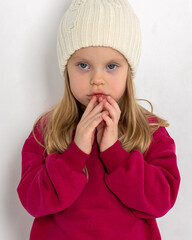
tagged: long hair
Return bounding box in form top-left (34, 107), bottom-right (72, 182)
top-left (32, 66), bottom-right (169, 180)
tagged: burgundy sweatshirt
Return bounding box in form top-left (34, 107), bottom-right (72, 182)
top-left (17, 123), bottom-right (180, 240)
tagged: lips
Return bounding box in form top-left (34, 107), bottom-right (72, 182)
top-left (88, 91), bottom-right (108, 96)
top-left (87, 92), bottom-right (109, 100)
top-left (90, 94), bottom-right (106, 97)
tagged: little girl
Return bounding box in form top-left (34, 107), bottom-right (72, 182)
top-left (17, 0), bottom-right (180, 239)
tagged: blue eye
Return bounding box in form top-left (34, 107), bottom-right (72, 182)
top-left (77, 63), bottom-right (118, 71)
top-left (107, 64), bottom-right (117, 70)
top-left (78, 63), bottom-right (88, 69)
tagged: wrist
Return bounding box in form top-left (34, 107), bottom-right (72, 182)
top-left (100, 138), bottom-right (118, 152)
top-left (74, 139), bottom-right (91, 155)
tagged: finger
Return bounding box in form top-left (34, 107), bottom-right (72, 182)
top-left (91, 128), bottom-right (96, 142)
top-left (102, 113), bottom-right (113, 127)
top-left (96, 120), bottom-right (105, 131)
top-left (97, 95), bottom-right (107, 103)
top-left (85, 111), bottom-right (108, 131)
top-left (84, 109), bottom-right (108, 129)
top-left (106, 96), bottom-right (121, 115)
top-left (81, 95), bottom-right (98, 120)
top-left (83, 100), bottom-right (105, 124)
top-left (98, 96), bottom-right (103, 103)
top-left (103, 99), bottom-right (118, 121)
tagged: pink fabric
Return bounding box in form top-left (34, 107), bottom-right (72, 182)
top-left (17, 123), bottom-right (180, 240)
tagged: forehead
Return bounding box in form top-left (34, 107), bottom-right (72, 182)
top-left (70, 46), bottom-right (127, 63)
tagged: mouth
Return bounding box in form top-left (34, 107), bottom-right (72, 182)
top-left (87, 94), bottom-right (109, 100)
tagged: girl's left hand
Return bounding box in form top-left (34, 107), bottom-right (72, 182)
top-left (96, 96), bottom-right (121, 152)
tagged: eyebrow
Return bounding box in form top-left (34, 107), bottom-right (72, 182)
top-left (71, 56), bottom-right (125, 63)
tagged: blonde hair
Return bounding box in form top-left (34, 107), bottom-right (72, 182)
top-left (32, 66), bottom-right (169, 180)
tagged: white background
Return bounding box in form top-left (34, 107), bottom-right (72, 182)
top-left (0, 0), bottom-right (191, 239)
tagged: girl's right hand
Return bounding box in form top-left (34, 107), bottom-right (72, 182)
top-left (74, 96), bottom-right (109, 154)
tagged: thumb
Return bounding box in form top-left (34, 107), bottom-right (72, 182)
top-left (91, 128), bottom-right (96, 144)
top-left (97, 121), bottom-right (105, 131)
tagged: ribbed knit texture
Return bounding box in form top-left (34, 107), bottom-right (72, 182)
top-left (57, 0), bottom-right (142, 79)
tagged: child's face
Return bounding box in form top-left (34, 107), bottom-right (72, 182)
top-left (67, 46), bottom-right (129, 106)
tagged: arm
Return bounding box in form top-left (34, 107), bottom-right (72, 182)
top-left (17, 124), bottom-right (89, 218)
top-left (99, 127), bottom-right (181, 219)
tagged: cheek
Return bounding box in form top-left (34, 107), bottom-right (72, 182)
top-left (111, 78), bottom-right (127, 93)
top-left (69, 75), bottom-right (87, 95)
top-left (68, 73), bottom-right (79, 95)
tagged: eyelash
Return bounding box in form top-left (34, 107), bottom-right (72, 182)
top-left (77, 62), bottom-right (119, 71)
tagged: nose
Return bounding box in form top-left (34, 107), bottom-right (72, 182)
top-left (90, 71), bottom-right (105, 86)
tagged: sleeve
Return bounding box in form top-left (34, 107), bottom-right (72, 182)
top-left (17, 124), bottom-right (89, 218)
top-left (99, 127), bottom-right (181, 219)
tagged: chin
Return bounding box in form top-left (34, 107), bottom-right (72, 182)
top-left (76, 100), bottom-right (87, 111)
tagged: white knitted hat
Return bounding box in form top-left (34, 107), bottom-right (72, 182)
top-left (57, 0), bottom-right (142, 79)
